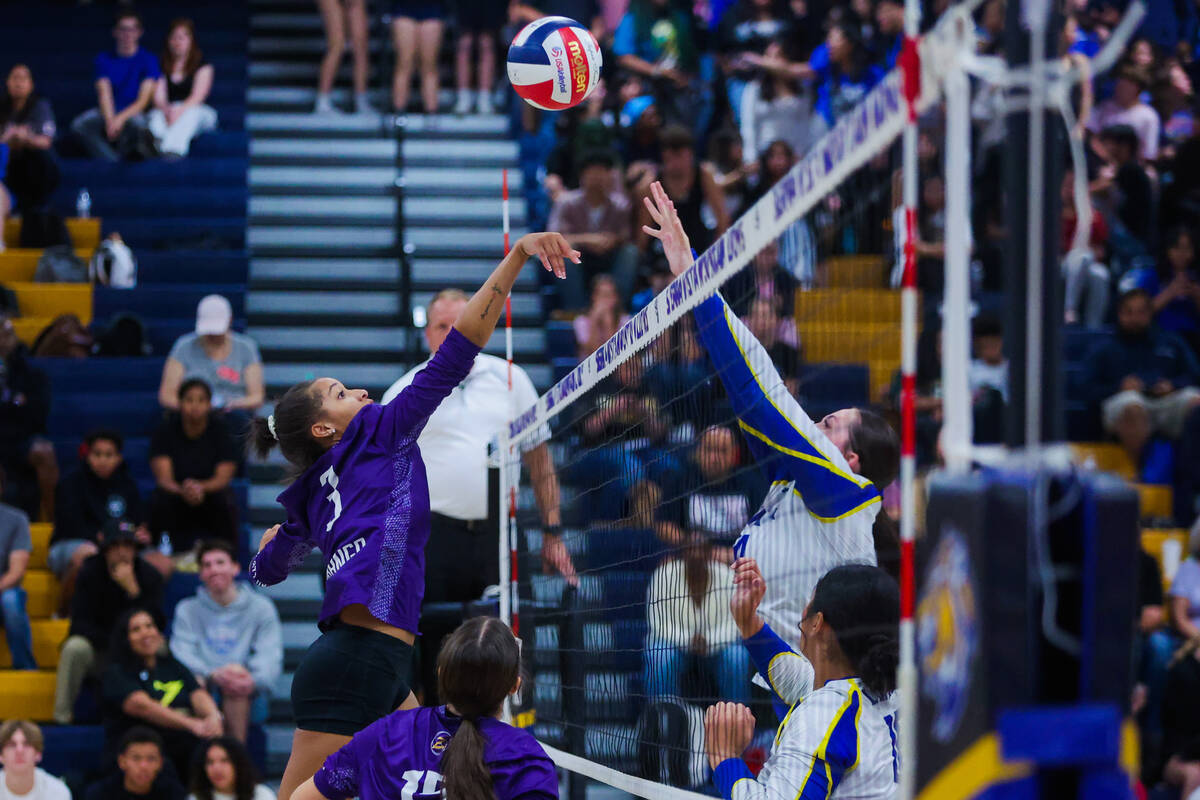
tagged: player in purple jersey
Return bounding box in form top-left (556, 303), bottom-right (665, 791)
top-left (247, 232), bottom-right (580, 800)
top-left (292, 616), bottom-right (559, 800)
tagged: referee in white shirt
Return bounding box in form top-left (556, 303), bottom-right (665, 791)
top-left (382, 288), bottom-right (577, 704)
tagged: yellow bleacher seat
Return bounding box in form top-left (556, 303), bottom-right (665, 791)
top-left (1137, 484), bottom-right (1174, 519)
top-left (1141, 528), bottom-right (1188, 592)
top-left (23, 570), bottom-right (60, 619)
top-left (0, 249), bottom-right (93, 283)
top-left (0, 671), bottom-right (57, 721)
top-left (1070, 443), bottom-right (1136, 481)
top-left (797, 324), bottom-right (899, 362)
top-left (12, 317), bottom-right (50, 348)
top-left (0, 619), bottom-right (70, 668)
top-left (2, 218), bottom-right (100, 251)
top-left (796, 289), bottom-right (903, 326)
top-left (9, 282), bottom-right (92, 323)
top-left (29, 523), bottom-right (51, 570)
top-left (823, 255), bottom-right (886, 289)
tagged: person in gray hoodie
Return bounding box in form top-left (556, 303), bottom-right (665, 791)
top-left (170, 540), bottom-right (283, 744)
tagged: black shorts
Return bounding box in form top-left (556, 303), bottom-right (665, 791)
top-left (455, 0), bottom-right (507, 32)
top-left (392, 0), bottom-right (444, 20)
top-left (291, 623), bottom-right (414, 736)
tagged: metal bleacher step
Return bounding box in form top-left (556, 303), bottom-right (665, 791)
top-left (251, 325), bottom-right (546, 361)
top-left (251, 257), bottom-right (398, 288)
top-left (262, 360), bottom-right (552, 395)
top-left (251, 138), bottom-right (396, 166)
top-left (248, 225), bottom-right (396, 250)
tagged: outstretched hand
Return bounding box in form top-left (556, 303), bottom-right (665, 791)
top-left (517, 232), bottom-right (581, 280)
top-left (730, 557), bottom-right (766, 638)
top-left (641, 181), bottom-right (695, 277)
top-left (704, 702), bottom-right (755, 770)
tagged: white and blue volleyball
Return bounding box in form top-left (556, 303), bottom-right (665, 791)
top-left (507, 16), bottom-right (602, 111)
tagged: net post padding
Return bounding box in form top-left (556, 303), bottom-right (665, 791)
top-left (505, 10), bottom-right (973, 453)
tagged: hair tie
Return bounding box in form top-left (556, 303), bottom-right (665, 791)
top-left (267, 414), bottom-right (278, 441)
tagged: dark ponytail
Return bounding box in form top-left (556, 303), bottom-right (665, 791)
top-left (437, 617), bottom-right (522, 800)
top-left (849, 408), bottom-right (900, 491)
top-left (247, 380), bottom-right (325, 472)
top-left (809, 564), bottom-right (900, 698)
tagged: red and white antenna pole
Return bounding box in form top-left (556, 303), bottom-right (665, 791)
top-left (501, 169), bottom-right (520, 637)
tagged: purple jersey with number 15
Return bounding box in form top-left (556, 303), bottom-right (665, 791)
top-left (313, 705), bottom-right (559, 800)
top-left (249, 329), bottom-right (481, 633)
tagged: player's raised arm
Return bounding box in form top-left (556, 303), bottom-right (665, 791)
top-left (642, 181), bottom-right (880, 520)
top-left (454, 232), bottom-right (581, 346)
top-left (732, 558), bottom-right (813, 706)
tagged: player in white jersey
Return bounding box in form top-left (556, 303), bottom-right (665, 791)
top-left (704, 558), bottom-right (900, 799)
top-left (642, 181), bottom-right (901, 654)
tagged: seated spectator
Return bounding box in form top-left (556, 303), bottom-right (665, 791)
top-left (170, 541), bottom-right (283, 745)
top-left (85, 727), bottom-right (185, 800)
top-left (0, 64), bottom-right (59, 214)
top-left (1060, 167), bottom-right (1112, 327)
top-left (1135, 543), bottom-right (1174, 772)
top-left (1168, 519), bottom-right (1200, 646)
top-left (968, 314), bottom-right (1008, 443)
top-left (1087, 64), bottom-right (1161, 162)
top-left (1154, 57), bottom-right (1194, 159)
top-left (873, 0), bottom-right (905, 69)
top-left (738, 41), bottom-right (826, 162)
top-left (620, 93), bottom-right (663, 169)
top-left (1095, 124), bottom-right (1155, 249)
top-left (148, 19), bottom-right (216, 158)
top-left (657, 425), bottom-right (766, 550)
top-left (704, 129), bottom-right (754, 223)
top-left (751, 141), bottom-right (817, 287)
top-left (70, 10), bottom-right (161, 162)
top-left (0, 720), bottom-right (71, 800)
top-left (1146, 227), bottom-right (1200, 358)
top-left (50, 429), bottom-right (149, 612)
top-left (187, 737), bottom-right (274, 800)
top-left (549, 151), bottom-right (638, 308)
top-left (149, 379), bottom-right (238, 562)
top-left (723, 240), bottom-right (798, 319)
top-left (645, 531), bottom-right (750, 703)
top-left (1083, 289), bottom-right (1200, 464)
top-left (0, 315), bottom-right (57, 522)
top-left (158, 296), bottom-right (263, 435)
top-left (54, 521), bottom-right (165, 725)
top-left (0, 480), bottom-right (34, 670)
top-left (574, 275), bottom-right (631, 359)
top-left (742, 297), bottom-right (801, 394)
top-left (633, 126), bottom-right (727, 255)
top-left (102, 609), bottom-right (223, 777)
top-left (914, 173), bottom-right (948, 295)
top-left (715, 0), bottom-right (795, 122)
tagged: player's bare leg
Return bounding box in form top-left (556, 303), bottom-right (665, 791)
top-left (277, 729), bottom-right (353, 800)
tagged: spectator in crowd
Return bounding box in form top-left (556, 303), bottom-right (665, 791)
top-left (1162, 520), bottom-right (1200, 799)
top-left (1148, 227), bottom-right (1200, 358)
top-left (158, 296), bottom-right (264, 426)
top-left (738, 40), bottom-right (826, 162)
top-left (550, 150), bottom-right (639, 308)
top-left (723, 239), bottom-right (798, 319)
top-left (70, 10), bottom-right (161, 162)
top-left (621, 93), bottom-right (664, 168)
top-left (187, 737), bottom-right (274, 800)
top-left (634, 126), bottom-right (728, 255)
top-left (0, 470), bottom-right (34, 671)
top-left (1175, 407), bottom-right (1200, 526)
top-left (1095, 124), bottom-right (1155, 248)
top-left (716, 0), bottom-right (796, 122)
top-left (391, 2), bottom-right (444, 113)
top-left (170, 540), bottom-right (283, 744)
top-left (742, 297), bottom-right (801, 394)
top-left (1084, 288), bottom-right (1200, 463)
top-left (0, 64), bottom-right (59, 214)
top-left (1060, 167), bottom-right (1112, 328)
top-left (873, 0), bottom-right (906, 68)
top-left (84, 727), bottom-right (185, 800)
top-left (1135, 543), bottom-right (1173, 773)
top-left (1153, 57), bottom-right (1194, 158)
top-left (645, 531), bottom-right (751, 704)
top-left (704, 129), bottom-right (755, 223)
top-left (453, 2), bottom-right (504, 115)
top-left (0, 720), bottom-right (71, 800)
top-left (575, 275), bottom-right (631, 359)
top-left (102, 609), bottom-right (223, 777)
top-left (752, 141), bottom-right (817, 287)
top-left (314, 0), bottom-right (372, 115)
top-left (1088, 64), bottom-right (1161, 162)
top-left (148, 19), bottom-right (217, 158)
top-left (0, 314), bottom-right (56, 522)
top-left (1168, 519), bottom-right (1200, 647)
top-left (380, 288), bottom-right (575, 705)
top-left (149, 379), bottom-right (239, 562)
top-left (54, 521), bottom-right (165, 725)
top-left (657, 425), bottom-right (766, 550)
top-left (613, 0), bottom-right (712, 136)
top-left (968, 314), bottom-right (1008, 403)
top-left (50, 429), bottom-right (149, 613)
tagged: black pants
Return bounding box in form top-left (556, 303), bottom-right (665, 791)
top-left (5, 147), bottom-right (59, 212)
top-left (148, 488), bottom-right (237, 553)
top-left (418, 513), bottom-right (500, 704)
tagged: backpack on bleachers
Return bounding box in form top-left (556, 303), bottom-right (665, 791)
top-left (93, 313), bottom-right (150, 357)
top-left (34, 244), bottom-right (88, 283)
top-left (89, 237), bottom-right (137, 288)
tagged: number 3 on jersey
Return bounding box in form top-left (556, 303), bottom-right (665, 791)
top-left (319, 467), bottom-right (343, 531)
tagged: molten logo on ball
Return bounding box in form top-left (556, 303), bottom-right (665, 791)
top-left (508, 15), bottom-right (602, 111)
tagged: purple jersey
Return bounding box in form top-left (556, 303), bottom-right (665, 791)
top-left (313, 705), bottom-right (559, 800)
top-left (249, 329), bottom-right (480, 632)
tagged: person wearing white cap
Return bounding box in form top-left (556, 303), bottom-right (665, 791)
top-left (158, 294), bottom-right (264, 423)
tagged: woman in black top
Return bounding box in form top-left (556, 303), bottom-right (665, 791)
top-left (149, 18), bottom-right (216, 157)
top-left (102, 608), bottom-right (223, 777)
top-left (148, 379), bottom-right (237, 561)
top-left (0, 64), bottom-right (59, 214)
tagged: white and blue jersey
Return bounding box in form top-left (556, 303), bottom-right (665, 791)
top-left (692, 292), bottom-right (881, 653)
top-left (714, 623), bottom-right (899, 799)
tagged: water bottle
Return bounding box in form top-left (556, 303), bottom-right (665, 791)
top-left (158, 532), bottom-right (173, 557)
top-left (76, 188), bottom-right (91, 219)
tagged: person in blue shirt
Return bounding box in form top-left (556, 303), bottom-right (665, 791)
top-left (69, 9), bottom-right (161, 162)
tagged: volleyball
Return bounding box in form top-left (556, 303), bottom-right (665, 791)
top-left (507, 16), bottom-right (602, 111)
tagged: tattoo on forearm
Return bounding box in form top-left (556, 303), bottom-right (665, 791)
top-left (480, 283), bottom-right (506, 320)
